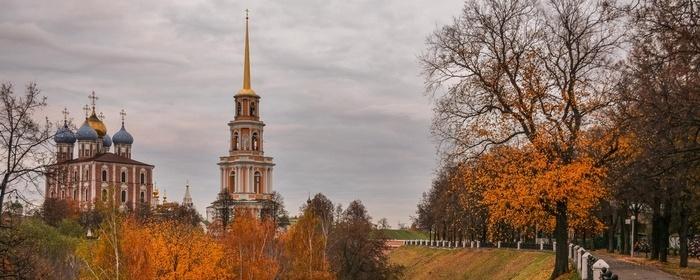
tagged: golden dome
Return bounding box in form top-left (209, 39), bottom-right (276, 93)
top-left (87, 113), bottom-right (107, 137)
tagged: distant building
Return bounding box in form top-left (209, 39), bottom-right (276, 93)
top-left (207, 13), bottom-right (276, 223)
top-left (45, 93), bottom-right (155, 211)
top-left (183, 183), bottom-right (193, 208)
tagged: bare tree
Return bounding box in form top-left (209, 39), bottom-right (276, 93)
top-left (421, 0), bottom-right (623, 277)
top-left (0, 82), bottom-right (54, 225)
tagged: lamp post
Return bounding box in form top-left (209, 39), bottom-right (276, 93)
top-left (630, 215), bottom-right (636, 257)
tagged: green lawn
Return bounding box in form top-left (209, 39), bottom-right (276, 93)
top-left (389, 246), bottom-right (554, 280)
top-left (378, 229), bottom-right (430, 240)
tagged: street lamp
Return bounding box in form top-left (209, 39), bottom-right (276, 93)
top-left (630, 215), bottom-right (636, 257)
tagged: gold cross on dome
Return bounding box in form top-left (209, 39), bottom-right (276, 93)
top-left (120, 109), bottom-right (126, 124)
top-left (82, 105), bottom-right (90, 118)
top-left (61, 107), bottom-right (69, 123)
top-left (99, 112), bottom-right (105, 120)
top-left (88, 91), bottom-right (98, 111)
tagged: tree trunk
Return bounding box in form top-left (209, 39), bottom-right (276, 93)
top-left (620, 211), bottom-right (628, 255)
top-left (0, 173), bottom-right (9, 226)
top-left (660, 204), bottom-right (671, 262)
top-left (551, 201), bottom-right (569, 279)
top-left (607, 213), bottom-right (616, 252)
top-left (651, 203), bottom-right (660, 260)
top-left (679, 205), bottom-right (689, 267)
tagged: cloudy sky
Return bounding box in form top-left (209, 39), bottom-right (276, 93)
top-left (1, 0), bottom-right (463, 226)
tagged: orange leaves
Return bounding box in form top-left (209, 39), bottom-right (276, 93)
top-left (220, 210), bottom-right (280, 280)
top-left (470, 145), bottom-right (606, 236)
top-left (280, 211), bottom-right (334, 280)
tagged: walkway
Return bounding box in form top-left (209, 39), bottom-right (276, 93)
top-left (594, 251), bottom-right (679, 280)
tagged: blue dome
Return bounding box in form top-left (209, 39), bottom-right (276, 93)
top-left (53, 124), bottom-right (76, 144)
top-left (76, 120), bottom-right (98, 141)
top-left (112, 125), bottom-right (133, 145)
top-left (103, 133), bottom-right (112, 147)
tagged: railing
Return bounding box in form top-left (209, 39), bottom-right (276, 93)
top-left (569, 243), bottom-right (619, 280)
top-left (400, 239), bottom-right (557, 252)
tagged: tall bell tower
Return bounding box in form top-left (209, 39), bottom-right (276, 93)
top-left (209, 11), bottom-right (275, 222)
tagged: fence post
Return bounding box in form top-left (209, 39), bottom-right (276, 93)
top-left (592, 259), bottom-right (609, 280)
top-left (477, 241), bottom-right (481, 248)
top-left (553, 242), bottom-right (556, 252)
top-left (569, 244), bottom-right (574, 259)
top-left (573, 245), bottom-right (581, 267)
top-left (497, 241), bottom-right (501, 248)
top-left (517, 241), bottom-right (521, 250)
top-left (577, 248), bottom-right (586, 273)
top-left (581, 252), bottom-right (591, 279)
top-left (540, 242), bottom-right (544, 250)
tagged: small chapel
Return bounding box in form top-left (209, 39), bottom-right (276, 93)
top-left (207, 12), bottom-right (276, 222)
top-left (45, 93), bottom-right (155, 211)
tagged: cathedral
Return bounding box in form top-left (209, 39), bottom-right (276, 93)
top-left (207, 13), bottom-right (276, 222)
top-left (46, 94), bottom-right (155, 211)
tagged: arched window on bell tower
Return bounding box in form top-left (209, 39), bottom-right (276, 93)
top-left (254, 172), bottom-right (261, 193)
top-left (250, 101), bottom-right (256, 117)
top-left (229, 171), bottom-right (236, 193)
top-left (236, 101), bottom-right (242, 117)
top-left (121, 190), bottom-right (127, 203)
top-left (233, 132), bottom-right (239, 150)
top-left (252, 132), bottom-right (259, 151)
top-left (102, 170), bottom-right (107, 182)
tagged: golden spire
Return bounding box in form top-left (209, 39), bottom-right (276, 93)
top-left (237, 9), bottom-right (256, 96)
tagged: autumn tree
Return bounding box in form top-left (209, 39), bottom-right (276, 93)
top-left (281, 209), bottom-right (333, 280)
top-left (327, 200), bottom-right (403, 280)
top-left (0, 83), bottom-right (54, 224)
top-left (422, 0), bottom-right (624, 276)
top-left (617, 0), bottom-right (700, 266)
top-left (220, 210), bottom-right (280, 279)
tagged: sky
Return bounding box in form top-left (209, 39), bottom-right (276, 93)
top-left (0, 0), bottom-right (463, 226)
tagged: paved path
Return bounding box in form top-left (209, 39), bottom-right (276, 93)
top-left (594, 251), bottom-right (679, 280)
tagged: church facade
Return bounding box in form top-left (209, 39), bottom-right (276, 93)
top-left (46, 95), bottom-right (154, 211)
top-left (207, 14), bottom-right (276, 222)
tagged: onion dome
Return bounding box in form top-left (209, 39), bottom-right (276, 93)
top-left (113, 125), bottom-right (133, 145)
top-left (76, 120), bottom-right (99, 141)
top-left (87, 112), bottom-right (107, 137)
top-left (103, 133), bottom-right (112, 148)
top-left (54, 124), bottom-right (76, 144)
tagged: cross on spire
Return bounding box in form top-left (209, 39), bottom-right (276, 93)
top-left (120, 109), bottom-right (126, 126)
top-left (99, 112), bottom-right (105, 120)
top-left (88, 91), bottom-right (98, 113)
top-left (82, 105), bottom-right (90, 118)
top-left (61, 107), bottom-right (69, 125)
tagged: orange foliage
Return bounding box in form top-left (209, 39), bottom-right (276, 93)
top-left (220, 210), bottom-right (280, 279)
top-left (280, 211), bottom-right (334, 280)
top-left (475, 145), bottom-right (606, 237)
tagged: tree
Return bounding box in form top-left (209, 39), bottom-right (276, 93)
top-left (618, 0), bottom-right (700, 266)
top-left (328, 200), bottom-right (403, 280)
top-left (421, 0), bottom-right (623, 277)
top-left (220, 210), bottom-right (280, 279)
top-left (281, 209), bottom-right (333, 280)
top-left (377, 218), bottom-right (390, 230)
top-left (0, 83), bottom-right (54, 224)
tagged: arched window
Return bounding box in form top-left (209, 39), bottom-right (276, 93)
top-left (74, 171), bottom-right (78, 181)
top-left (250, 102), bottom-right (256, 116)
top-left (102, 170), bottom-right (107, 182)
top-left (121, 171), bottom-right (126, 183)
top-left (254, 172), bottom-right (261, 193)
top-left (73, 189), bottom-right (78, 199)
top-left (252, 133), bottom-right (259, 151)
top-left (236, 102), bottom-right (242, 116)
top-left (102, 189), bottom-right (108, 202)
top-left (229, 171), bottom-right (236, 193)
top-left (84, 188), bottom-right (88, 201)
top-left (84, 169), bottom-right (89, 180)
top-left (140, 173), bottom-right (145, 185)
top-left (233, 132), bottom-right (239, 150)
top-left (140, 191), bottom-right (145, 203)
top-left (121, 190), bottom-right (127, 203)
top-left (50, 190), bottom-right (55, 198)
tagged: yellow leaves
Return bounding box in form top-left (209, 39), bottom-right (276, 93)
top-left (280, 211), bottom-right (334, 280)
top-left (469, 144), bottom-right (607, 236)
top-left (220, 210), bottom-right (280, 280)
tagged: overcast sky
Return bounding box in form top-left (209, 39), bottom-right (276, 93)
top-left (0, 0), bottom-right (463, 226)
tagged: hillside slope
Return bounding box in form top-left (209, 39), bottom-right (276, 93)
top-left (389, 246), bottom-right (554, 280)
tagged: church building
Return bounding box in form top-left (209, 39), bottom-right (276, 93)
top-left (45, 94), bottom-right (155, 211)
top-left (207, 13), bottom-right (276, 222)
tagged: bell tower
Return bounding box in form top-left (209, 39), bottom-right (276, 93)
top-left (210, 10), bottom-right (276, 221)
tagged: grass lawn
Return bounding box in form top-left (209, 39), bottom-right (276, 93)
top-left (379, 229), bottom-right (430, 240)
top-left (389, 246), bottom-right (554, 280)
